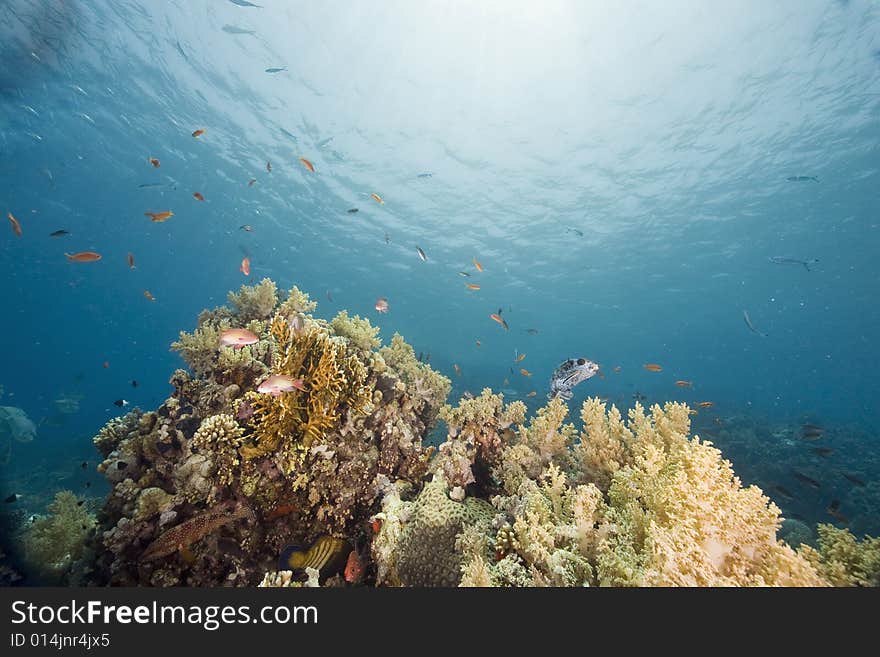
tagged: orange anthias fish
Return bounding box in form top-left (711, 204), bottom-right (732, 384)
top-left (127, 252), bottom-right (136, 269)
top-left (257, 374), bottom-right (306, 397)
top-left (265, 504), bottom-right (298, 521)
top-left (675, 380), bottom-right (693, 388)
top-left (375, 297), bottom-right (389, 313)
top-left (473, 257), bottom-right (483, 272)
top-left (148, 157), bottom-right (160, 168)
top-left (219, 328), bottom-right (259, 349)
top-left (7, 212), bottom-right (22, 237)
top-left (145, 211), bottom-right (173, 222)
top-left (192, 128), bottom-right (205, 138)
top-left (370, 193), bottom-right (384, 205)
top-left (65, 251), bottom-right (102, 262)
top-left (240, 257), bottom-right (250, 276)
top-left (192, 192), bottom-right (205, 202)
top-left (465, 284), bottom-right (481, 291)
top-left (520, 368), bottom-right (532, 377)
top-left (643, 364), bottom-right (663, 372)
top-left (515, 353), bottom-right (526, 362)
top-left (143, 290), bottom-right (155, 302)
top-left (697, 401), bottom-right (715, 408)
top-left (299, 157), bottom-right (315, 173)
top-left (490, 313), bottom-right (509, 330)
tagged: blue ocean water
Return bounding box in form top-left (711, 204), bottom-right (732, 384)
top-left (0, 1), bottom-right (878, 533)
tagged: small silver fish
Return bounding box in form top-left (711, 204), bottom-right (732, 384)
top-left (786, 176), bottom-right (819, 182)
top-left (222, 24), bottom-right (256, 35)
top-left (549, 358), bottom-right (599, 400)
top-left (265, 67), bottom-right (287, 73)
top-left (416, 246), bottom-right (427, 262)
top-left (769, 256), bottom-right (818, 272)
top-left (742, 309), bottom-right (766, 337)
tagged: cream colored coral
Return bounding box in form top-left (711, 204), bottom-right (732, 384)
top-left (330, 310), bottom-right (381, 352)
top-left (192, 415), bottom-right (243, 487)
top-left (227, 278), bottom-right (278, 321)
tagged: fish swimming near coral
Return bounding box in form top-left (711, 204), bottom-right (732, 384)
top-left (222, 24), bottom-right (256, 35)
top-left (375, 297), bottom-right (389, 313)
top-left (148, 157), bottom-right (160, 168)
top-left (416, 246), bottom-right (427, 262)
top-left (299, 157), bottom-right (315, 173)
top-left (49, 229), bottom-right (69, 237)
top-left (371, 193), bottom-right (384, 205)
top-left (841, 472), bottom-right (865, 487)
top-left (800, 424), bottom-right (824, 440)
top-left (192, 128), bottom-right (205, 138)
top-left (344, 549), bottom-right (364, 584)
top-left (257, 374), bottom-right (305, 396)
top-left (769, 256), bottom-right (818, 272)
top-left (473, 257), bottom-right (483, 272)
top-left (265, 67), bottom-right (287, 73)
top-left (643, 364), bottom-right (662, 372)
top-left (140, 502), bottom-right (252, 562)
top-left (219, 328), bottom-right (260, 349)
top-left (278, 536), bottom-right (352, 581)
top-left (549, 358), bottom-right (599, 401)
top-left (786, 176), bottom-right (819, 182)
top-left (193, 192), bottom-right (205, 201)
top-left (127, 252), bottom-right (136, 269)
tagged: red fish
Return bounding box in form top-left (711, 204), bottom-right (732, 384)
top-left (375, 297), bottom-right (389, 313)
top-left (192, 192), bottom-right (205, 201)
top-left (127, 252), bottom-right (136, 269)
top-left (219, 328), bottom-right (259, 349)
top-left (192, 129), bottom-right (205, 138)
top-left (490, 313), bottom-right (508, 330)
top-left (473, 257), bottom-right (483, 272)
top-left (299, 157), bottom-right (315, 173)
top-left (643, 363), bottom-right (662, 372)
top-left (149, 157), bottom-right (160, 168)
top-left (240, 257), bottom-right (250, 276)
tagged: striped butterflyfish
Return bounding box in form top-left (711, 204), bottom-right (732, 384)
top-left (278, 536), bottom-right (352, 580)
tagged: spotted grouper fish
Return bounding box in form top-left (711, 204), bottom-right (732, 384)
top-left (548, 358), bottom-right (599, 400)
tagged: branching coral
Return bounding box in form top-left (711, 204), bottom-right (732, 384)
top-left (379, 333), bottom-right (451, 413)
top-left (330, 310), bottom-right (381, 353)
top-left (227, 278), bottom-right (278, 322)
top-left (436, 389), bottom-right (525, 492)
top-left (22, 491), bottom-right (95, 581)
top-left (454, 398), bottom-right (827, 587)
top-left (799, 525), bottom-right (880, 587)
top-left (240, 315), bottom-right (372, 470)
top-left (171, 324), bottom-right (223, 378)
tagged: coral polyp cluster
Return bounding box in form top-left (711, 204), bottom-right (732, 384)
top-left (60, 280), bottom-right (876, 587)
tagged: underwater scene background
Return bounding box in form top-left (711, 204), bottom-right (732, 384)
top-left (0, 0), bottom-right (878, 585)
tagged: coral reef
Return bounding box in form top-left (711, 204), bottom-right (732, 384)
top-left (85, 280), bottom-right (448, 586)
top-left (69, 278), bottom-right (872, 588)
top-left (22, 491), bottom-right (95, 582)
